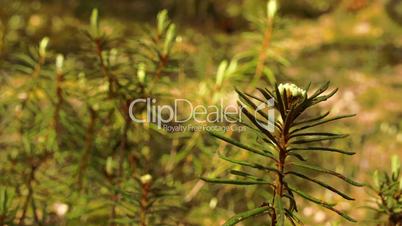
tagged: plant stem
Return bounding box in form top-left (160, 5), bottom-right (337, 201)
top-left (155, 55), bottom-right (168, 79)
top-left (31, 195), bottom-right (41, 225)
top-left (95, 39), bottom-right (115, 97)
top-left (54, 68), bottom-right (64, 148)
top-left (17, 48), bottom-right (44, 226)
top-left (118, 100), bottom-right (131, 179)
top-left (270, 209), bottom-right (277, 226)
top-left (19, 54), bottom-right (44, 121)
top-left (78, 107), bottom-right (97, 189)
top-left (139, 181), bottom-right (151, 226)
top-left (272, 120), bottom-right (289, 225)
top-left (18, 165), bottom-right (36, 226)
top-left (109, 193), bottom-right (117, 226)
top-left (109, 101), bottom-right (131, 226)
top-left (254, 17), bottom-right (273, 83)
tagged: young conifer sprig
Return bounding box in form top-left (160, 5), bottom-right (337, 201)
top-left (113, 174), bottom-right (182, 226)
top-left (202, 82), bottom-right (363, 226)
top-left (369, 155), bottom-right (402, 226)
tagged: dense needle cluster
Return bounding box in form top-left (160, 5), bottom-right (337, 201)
top-left (203, 82), bottom-right (363, 225)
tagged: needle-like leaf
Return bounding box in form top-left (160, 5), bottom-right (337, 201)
top-left (291, 114), bottom-right (355, 134)
top-left (288, 186), bottom-right (357, 222)
top-left (209, 131), bottom-right (275, 158)
top-left (286, 171), bottom-right (355, 200)
top-left (291, 162), bottom-right (363, 186)
top-left (222, 206), bottom-right (272, 226)
top-left (200, 177), bottom-right (273, 186)
top-left (288, 146), bottom-right (355, 155)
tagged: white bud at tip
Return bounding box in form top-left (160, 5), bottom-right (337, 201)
top-left (278, 83), bottom-right (306, 98)
top-left (267, 0), bottom-right (278, 20)
top-left (53, 202), bottom-right (68, 216)
top-left (137, 63), bottom-right (146, 83)
top-left (140, 174), bottom-right (152, 184)
top-left (39, 37), bottom-right (49, 57)
top-left (56, 54), bottom-right (64, 72)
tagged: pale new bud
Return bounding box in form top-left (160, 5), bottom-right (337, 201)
top-left (278, 83), bottom-right (306, 98)
top-left (140, 174), bottom-right (152, 184)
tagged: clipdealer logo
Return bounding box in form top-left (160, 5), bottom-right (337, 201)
top-left (128, 98), bottom-right (275, 132)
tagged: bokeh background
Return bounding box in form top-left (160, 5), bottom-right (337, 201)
top-left (0, 0), bottom-right (402, 225)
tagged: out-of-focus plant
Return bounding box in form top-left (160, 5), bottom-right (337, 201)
top-left (0, 7), bottom-right (183, 226)
top-left (74, 8), bottom-right (182, 225)
top-left (112, 174), bottom-right (183, 226)
top-left (0, 187), bottom-right (17, 226)
top-left (202, 82), bottom-right (362, 225)
top-left (215, 59), bottom-right (238, 89)
top-left (0, 35), bottom-right (76, 225)
top-left (136, 9), bottom-right (178, 90)
top-left (236, 0), bottom-right (282, 85)
top-left (367, 155), bottom-right (402, 226)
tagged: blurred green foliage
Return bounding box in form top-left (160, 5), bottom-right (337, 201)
top-left (367, 155), bottom-right (402, 225)
top-left (0, 0), bottom-right (402, 225)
